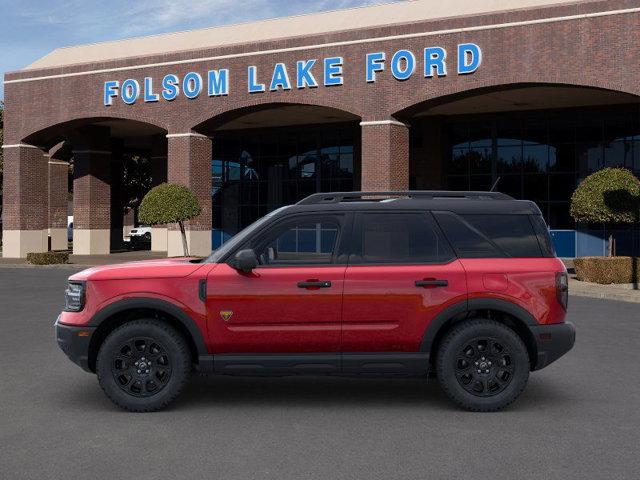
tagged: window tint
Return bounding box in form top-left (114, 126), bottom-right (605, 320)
top-left (434, 212), bottom-right (501, 258)
top-left (253, 217), bottom-right (340, 265)
top-left (354, 213), bottom-right (453, 264)
top-left (461, 215), bottom-right (543, 257)
top-left (435, 212), bottom-right (544, 258)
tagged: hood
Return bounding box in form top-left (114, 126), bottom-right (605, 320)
top-left (69, 258), bottom-right (206, 281)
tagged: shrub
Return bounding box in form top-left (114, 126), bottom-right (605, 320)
top-left (570, 168), bottom-right (640, 256)
top-left (570, 168), bottom-right (640, 224)
top-left (27, 251), bottom-right (69, 265)
top-left (574, 256), bottom-right (640, 284)
top-left (139, 183), bottom-right (202, 256)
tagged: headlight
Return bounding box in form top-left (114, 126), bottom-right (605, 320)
top-left (64, 282), bottom-right (86, 312)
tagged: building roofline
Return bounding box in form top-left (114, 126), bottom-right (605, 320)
top-left (17, 0), bottom-right (599, 72)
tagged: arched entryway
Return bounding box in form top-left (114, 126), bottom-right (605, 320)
top-left (4, 117), bottom-right (167, 257)
top-left (396, 84), bottom-right (640, 256)
top-left (193, 103), bottom-right (361, 248)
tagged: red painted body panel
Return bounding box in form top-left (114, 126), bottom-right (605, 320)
top-left (205, 263), bottom-right (346, 353)
top-left (461, 258), bottom-right (567, 325)
top-left (60, 259), bottom-right (212, 349)
top-left (68, 258), bottom-right (202, 281)
top-left (341, 261), bottom-right (468, 351)
top-left (58, 255), bottom-right (566, 356)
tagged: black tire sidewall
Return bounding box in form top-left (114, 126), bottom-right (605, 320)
top-left (437, 320), bottom-right (530, 411)
top-left (96, 320), bottom-right (190, 411)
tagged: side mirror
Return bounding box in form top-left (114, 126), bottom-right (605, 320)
top-left (230, 249), bottom-right (258, 273)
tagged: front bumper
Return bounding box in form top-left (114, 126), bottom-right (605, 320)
top-left (55, 316), bottom-right (96, 373)
top-left (531, 321), bottom-right (576, 370)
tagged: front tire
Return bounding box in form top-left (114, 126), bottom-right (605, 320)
top-left (436, 319), bottom-right (529, 412)
top-left (96, 319), bottom-right (191, 412)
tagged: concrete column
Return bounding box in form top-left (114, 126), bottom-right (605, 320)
top-left (150, 134), bottom-right (168, 252)
top-left (48, 159), bottom-right (69, 251)
top-left (72, 127), bottom-right (112, 255)
top-left (360, 120), bottom-right (410, 191)
top-left (166, 132), bottom-right (212, 257)
top-left (1, 144), bottom-right (49, 258)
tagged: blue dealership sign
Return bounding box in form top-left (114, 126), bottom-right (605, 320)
top-left (103, 43), bottom-right (482, 106)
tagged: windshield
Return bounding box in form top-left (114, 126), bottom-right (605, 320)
top-left (205, 206), bottom-right (291, 263)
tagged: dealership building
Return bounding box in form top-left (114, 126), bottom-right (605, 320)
top-left (3, 0), bottom-right (640, 258)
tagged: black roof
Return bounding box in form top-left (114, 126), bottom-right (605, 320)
top-left (280, 191), bottom-right (541, 216)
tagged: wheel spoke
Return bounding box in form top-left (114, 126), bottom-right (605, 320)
top-left (111, 336), bottom-right (172, 398)
top-left (454, 335), bottom-right (515, 398)
top-left (456, 357), bottom-right (471, 371)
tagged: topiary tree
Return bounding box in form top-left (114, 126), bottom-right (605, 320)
top-left (139, 183), bottom-right (202, 256)
top-left (570, 168), bottom-right (640, 256)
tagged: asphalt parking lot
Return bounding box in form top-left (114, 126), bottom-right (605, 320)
top-left (0, 267), bottom-right (639, 480)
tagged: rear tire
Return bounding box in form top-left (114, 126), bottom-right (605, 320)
top-left (436, 319), bottom-right (529, 412)
top-left (96, 319), bottom-right (191, 412)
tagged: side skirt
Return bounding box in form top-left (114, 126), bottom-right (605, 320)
top-left (196, 352), bottom-right (429, 377)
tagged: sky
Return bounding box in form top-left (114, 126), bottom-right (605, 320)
top-left (0, 0), bottom-right (401, 100)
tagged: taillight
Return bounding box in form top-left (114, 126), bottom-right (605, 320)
top-left (556, 272), bottom-right (568, 310)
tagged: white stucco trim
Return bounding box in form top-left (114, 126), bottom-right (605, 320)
top-left (166, 133), bottom-right (212, 139)
top-left (1, 143), bottom-right (42, 149)
top-left (360, 120), bottom-right (408, 127)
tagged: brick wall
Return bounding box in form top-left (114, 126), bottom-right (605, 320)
top-left (2, 0), bottom-right (640, 237)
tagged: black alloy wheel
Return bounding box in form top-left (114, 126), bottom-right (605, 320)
top-left (436, 319), bottom-right (529, 412)
top-left (454, 337), bottom-right (514, 397)
top-left (97, 319), bottom-right (191, 412)
top-left (110, 336), bottom-right (172, 398)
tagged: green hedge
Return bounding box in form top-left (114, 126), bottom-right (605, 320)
top-left (574, 256), bottom-right (640, 284)
top-left (27, 251), bottom-right (69, 265)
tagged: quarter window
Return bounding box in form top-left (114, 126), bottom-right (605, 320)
top-left (434, 212), bottom-right (545, 258)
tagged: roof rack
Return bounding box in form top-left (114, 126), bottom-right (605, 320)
top-left (296, 191), bottom-right (513, 205)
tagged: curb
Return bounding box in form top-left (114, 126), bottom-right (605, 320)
top-left (569, 279), bottom-right (640, 304)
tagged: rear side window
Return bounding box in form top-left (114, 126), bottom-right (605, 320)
top-left (352, 212), bottom-right (454, 264)
top-left (433, 212), bottom-right (501, 258)
top-left (434, 212), bottom-right (546, 258)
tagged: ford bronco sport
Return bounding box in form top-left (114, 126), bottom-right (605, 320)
top-left (55, 191), bottom-right (575, 412)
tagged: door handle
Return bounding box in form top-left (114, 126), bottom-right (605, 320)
top-left (415, 279), bottom-right (448, 288)
top-left (297, 280), bottom-right (332, 289)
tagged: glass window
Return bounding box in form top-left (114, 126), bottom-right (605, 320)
top-left (523, 144), bottom-right (548, 173)
top-left (497, 145), bottom-right (522, 174)
top-left (354, 213), bottom-right (453, 264)
top-left (461, 214), bottom-right (543, 257)
top-left (212, 124), bottom-right (357, 242)
top-left (253, 218), bottom-right (340, 266)
top-left (434, 212), bottom-right (501, 258)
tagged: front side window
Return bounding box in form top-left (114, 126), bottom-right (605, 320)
top-left (251, 216), bottom-right (341, 266)
top-left (352, 212), bottom-right (454, 264)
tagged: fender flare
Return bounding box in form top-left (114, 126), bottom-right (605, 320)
top-left (419, 297), bottom-right (537, 353)
top-left (88, 297), bottom-right (208, 356)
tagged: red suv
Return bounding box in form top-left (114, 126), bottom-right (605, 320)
top-left (56, 191), bottom-right (575, 412)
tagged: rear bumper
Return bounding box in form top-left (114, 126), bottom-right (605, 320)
top-left (531, 321), bottom-right (575, 370)
top-left (55, 316), bottom-right (96, 373)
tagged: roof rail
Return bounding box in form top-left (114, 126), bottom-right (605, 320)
top-left (296, 190), bottom-right (512, 205)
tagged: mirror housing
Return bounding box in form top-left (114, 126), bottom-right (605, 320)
top-left (230, 249), bottom-right (258, 273)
